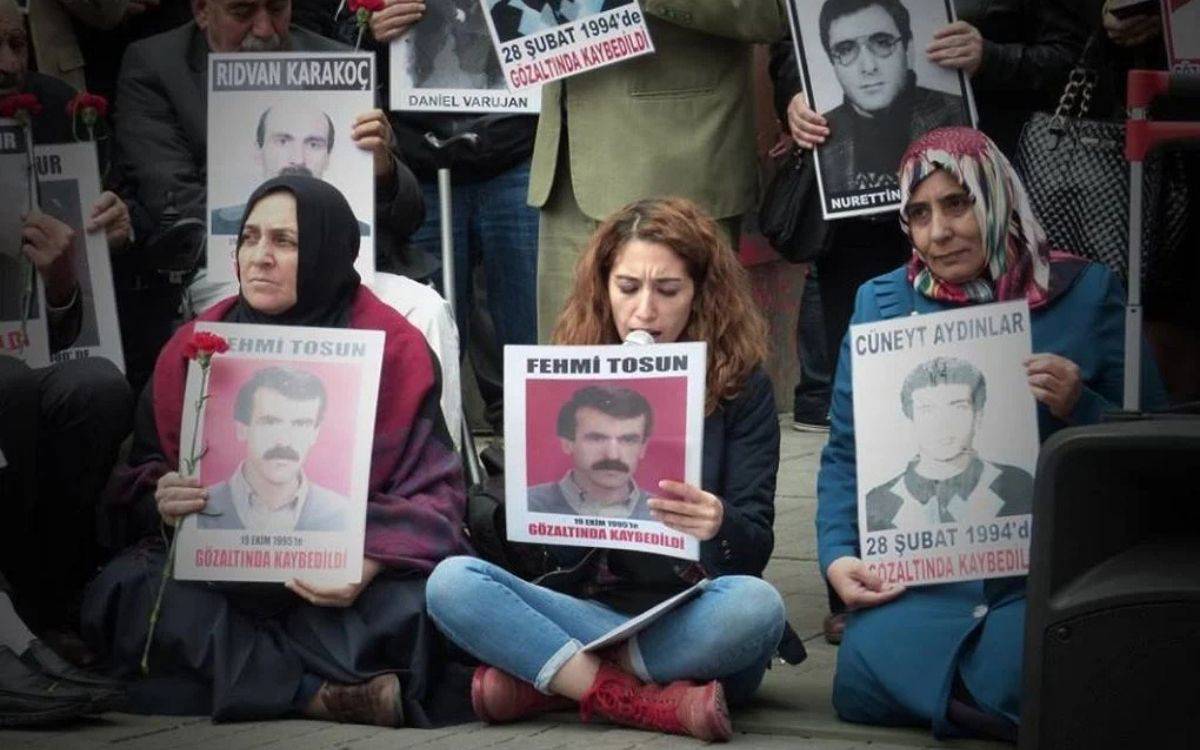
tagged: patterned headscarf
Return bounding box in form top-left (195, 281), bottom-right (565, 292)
top-left (898, 127), bottom-right (1071, 310)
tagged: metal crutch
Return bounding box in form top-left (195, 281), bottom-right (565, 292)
top-left (424, 130), bottom-right (485, 485)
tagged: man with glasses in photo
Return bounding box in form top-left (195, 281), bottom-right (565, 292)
top-left (817, 0), bottom-right (962, 195)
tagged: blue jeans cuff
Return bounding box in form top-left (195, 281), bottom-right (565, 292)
top-left (535, 639), bottom-right (583, 694)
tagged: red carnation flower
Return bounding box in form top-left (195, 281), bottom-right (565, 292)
top-left (66, 92), bottom-right (109, 122)
top-left (0, 93), bottom-right (43, 120)
top-left (183, 331), bottom-right (230, 362)
top-left (348, 0), bottom-right (385, 11)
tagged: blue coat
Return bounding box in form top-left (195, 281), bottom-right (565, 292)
top-left (816, 262), bottom-right (1166, 735)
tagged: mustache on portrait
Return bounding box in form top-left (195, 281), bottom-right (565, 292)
top-left (262, 445), bottom-right (301, 462)
top-left (277, 165), bottom-right (314, 177)
top-left (239, 34), bottom-right (284, 52)
top-left (590, 459), bottom-right (631, 473)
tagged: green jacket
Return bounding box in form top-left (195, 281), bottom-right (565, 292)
top-left (528, 1), bottom-right (787, 221)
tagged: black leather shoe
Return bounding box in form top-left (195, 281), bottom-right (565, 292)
top-left (21, 640), bottom-right (125, 711)
top-left (0, 646), bottom-right (95, 727)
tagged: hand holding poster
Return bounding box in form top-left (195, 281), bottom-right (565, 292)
top-left (784, 0), bottom-right (977, 219)
top-left (0, 119), bottom-right (50, 367)
top-left (207, 53), bottom-right (376, 285)
top-left (504, 342), bottom-right (706, 561)
top-left (35, 142), bottom-right (124, 371)
top-left (389, 0), bottom-right (540, 113)
top-left (480, 0), bottom-right (654, 92)
top-left (174, 322), bottom-right (384, 585)
top-left (851, 300), bottom-right (1037, 586)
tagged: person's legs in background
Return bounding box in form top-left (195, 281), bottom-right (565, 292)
top-left (815, 217), bottom-right (911, 641)
top-left (473, 160), bottom-right (539, 432)
top-left (793, 265), bottom-right (831, 432)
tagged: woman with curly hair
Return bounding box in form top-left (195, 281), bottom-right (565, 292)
top-left (426, 197), bottom-right (786, 742)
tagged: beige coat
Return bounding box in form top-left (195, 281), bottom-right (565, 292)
top-left (528, 0), bottom-right (788, 221)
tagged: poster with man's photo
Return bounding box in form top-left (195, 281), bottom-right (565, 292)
top-left (480, 0), bottom-right (654, 93)
top-left (207, 52), bottom-right (376, 285)
top-left (1163, 0), bottom-right (1200, 71)
top-left (174, 322), bottom-right (385, 585)
top-left (389, 0), bottom-right (541, 113)
top-left (504, 342), bottom-right (706, 560)
top-left (785, 0), bottom-right (977, 220)
top-left (35, 142), bottom-right (125, 371)
top-left (0, 120), bottom-right (50, 368)
top-left (851, 300), bottom-right (1037, 586)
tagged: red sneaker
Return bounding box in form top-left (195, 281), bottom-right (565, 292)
top-left (470, 665), bottom-right (573, 724)
top-left (579, 663), bottom-right (732, 742)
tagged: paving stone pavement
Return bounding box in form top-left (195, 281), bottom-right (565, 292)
top-left (3, 420), bottom-right (1003, 750)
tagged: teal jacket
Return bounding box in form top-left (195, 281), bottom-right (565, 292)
top-left (816, 261), bottom-right (1167, 734)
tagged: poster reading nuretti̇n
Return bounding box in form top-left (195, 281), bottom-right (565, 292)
top-left (784, 0), bottom-right (977, 220)
top-left (389, 0), bottom-right (541, 113)
top-left (174, 322), bottom-right (384, 585)
top-left (504, 342), bottom-right (706, 561)
top-left (207, 53), bottom-right (376, 285)
top-left (1164, 0), bottom-right (1200, 71)
top-left (480, 0), bottom-right (654, 93)
top-left (0, 120), bottom-right (50, 368)
top-left (851, 300), bottom-right (1037, 586)
top-left (36, 142), bottom-right (125, 372)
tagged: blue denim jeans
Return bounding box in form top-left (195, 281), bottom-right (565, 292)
top-left (410, 161), bottom-right (539, 349)
top-left (426, 556), bottom-right (786, 706)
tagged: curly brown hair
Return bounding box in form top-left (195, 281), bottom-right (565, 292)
top-left (552, 197), bottom-right (769, 414)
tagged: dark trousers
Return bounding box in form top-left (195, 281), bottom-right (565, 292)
top-left (816, 217), bottom-right (912, 375)
top-left (0, 356), bottom-right (133, 628)
top-left (815, 217), bottom-right (910, 615)
top-left (82, 546), bottom-right (475, 727)
top-left (794, 267), bottom-right (832, 422)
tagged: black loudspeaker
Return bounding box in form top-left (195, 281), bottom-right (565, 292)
top-left (1020, 419), bottom-right (1200, 750)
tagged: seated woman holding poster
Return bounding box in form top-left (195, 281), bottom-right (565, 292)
top-left (82, 176), bottom-right (474, 727)
top-left (426, 198), bottom-right (786, 742)
top-left (817, 127), bottom-right (1167, 740)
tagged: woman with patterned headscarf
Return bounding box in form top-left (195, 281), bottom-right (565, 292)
top-left (815, 127), bottom-right (1167, 739)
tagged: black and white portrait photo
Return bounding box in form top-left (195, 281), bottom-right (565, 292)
top-left (206, 53), bottom-right (375, 285)
top-left (389, 0), bottom-right (540, 113)
top-left (786, 0), bottom-right (976, 218)
top-left (864, 356), bottom-right (1033, 532)
top-left (210, 103), bottom-right (370, 237)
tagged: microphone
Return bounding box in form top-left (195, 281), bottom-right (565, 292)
top-left (623, 330), bottom-right (655, 346)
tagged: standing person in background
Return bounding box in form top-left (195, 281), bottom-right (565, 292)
top-left (530, 1), bottom-right (788, 341)
top-left (926, 0), bottom-right (1087, 157)
top-left (349, 0), bottom-right (539, 434)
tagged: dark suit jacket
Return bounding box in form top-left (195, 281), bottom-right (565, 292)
top-left (197, 478), bottom-right (349, 531)
top-left (114, 22), bottom-right (424, 266)
top-left (864, 459), bottom-right (1035, 532)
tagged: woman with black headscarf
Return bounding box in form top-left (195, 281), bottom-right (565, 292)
top-left (83, 177), bottom-right (475, 727)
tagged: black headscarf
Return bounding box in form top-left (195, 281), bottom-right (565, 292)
top-left (227, 175), bottom-right (361, 328)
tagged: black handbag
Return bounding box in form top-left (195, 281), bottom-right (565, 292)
top-left (1013, 39), bottom-right (1188, 284)
top-left (758, 146), bottom-right (833, 264)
